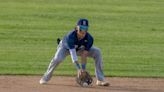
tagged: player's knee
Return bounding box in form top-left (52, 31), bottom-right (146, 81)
top-left (53, 56), bottom-right (64, 63)
top-left (94, 48), bottom-right (101, 56)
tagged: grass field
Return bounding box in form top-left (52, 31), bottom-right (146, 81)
top-left (0, 0), bottom-right (164, 77)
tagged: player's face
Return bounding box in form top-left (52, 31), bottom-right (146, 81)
top-left (77, 30), bottom-right (86, 39)
top-left (77, 26), bottom-right (87, 39)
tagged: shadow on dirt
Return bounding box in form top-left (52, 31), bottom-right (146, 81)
top-left (46, 83), bottom-right (163, 92)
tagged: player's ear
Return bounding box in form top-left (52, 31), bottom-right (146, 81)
top-left (76, 26), bottom-right (80, 31)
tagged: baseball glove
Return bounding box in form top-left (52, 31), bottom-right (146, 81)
top-left (76, 70), bottom-right (93, 87)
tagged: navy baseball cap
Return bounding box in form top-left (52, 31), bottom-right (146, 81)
top-left (77, 19), bottom-right (89, 31)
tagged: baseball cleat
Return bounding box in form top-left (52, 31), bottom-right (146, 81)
top-left (39, 78), bottom-right (48, 84)
top-left (96, 80), bottom-right (110, 86)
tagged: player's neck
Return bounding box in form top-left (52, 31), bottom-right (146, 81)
top-left (77, 34), bottom-right (83, 40)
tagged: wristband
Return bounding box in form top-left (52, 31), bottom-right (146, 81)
top-left (75, 63), bottom-right (81, 70)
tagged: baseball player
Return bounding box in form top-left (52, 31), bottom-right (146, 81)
top-left (39, 18), bottom-right (109, 86)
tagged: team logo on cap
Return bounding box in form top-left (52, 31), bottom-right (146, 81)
top-left (83, 21), bottom-right (86, 25)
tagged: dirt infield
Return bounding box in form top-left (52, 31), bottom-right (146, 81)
top-left (0, 76), bottom-right (164, 92)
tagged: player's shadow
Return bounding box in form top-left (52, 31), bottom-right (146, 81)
top-left (47, 83), bottom-right (163, 92)
top-left (47, 83), bottom-right (91, 88)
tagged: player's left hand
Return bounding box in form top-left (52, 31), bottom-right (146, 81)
top-left (76, 69), bottom-right (93, 87)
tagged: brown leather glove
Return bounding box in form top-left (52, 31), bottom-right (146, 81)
top-left (76, 69), bottom-right (93, 87)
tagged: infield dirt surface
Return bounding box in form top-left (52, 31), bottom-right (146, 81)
top-left (0, 76), bottom-right (164, 92)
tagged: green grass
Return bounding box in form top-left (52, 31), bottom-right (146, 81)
top-left (0, 0), bottom-right (164, 77)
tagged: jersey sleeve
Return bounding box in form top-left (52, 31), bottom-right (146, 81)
top-left (66, 31), bottom-right (78, 62)
top-left (69, 49), bottom-right (78, 63)
top-left (67, 33), bottom-right (75, 49)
